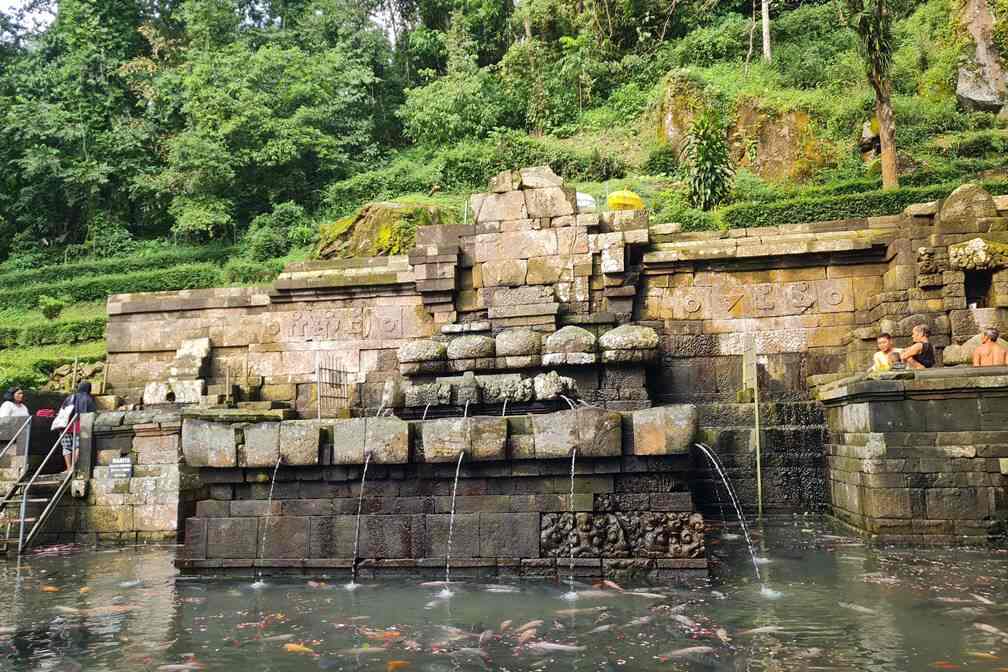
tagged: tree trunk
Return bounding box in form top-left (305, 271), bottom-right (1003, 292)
top-left (523, 15), bottom-right (532, 40)
top-left (761, 0), bottom-right (771, 62)
top-left (873, 74), bottom-right (899, 190)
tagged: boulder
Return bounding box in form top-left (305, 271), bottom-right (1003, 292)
top-left (398, 339), bottom-right (447, 363)
top-left (599, 324), bottom-right (659, 351)
top-left (956, 0), bottom-right (1007, 112)
top-left (630, 405), bottom-right (697, 456)
top-left (939, 183), bottom-right (999, 223)
top-left (316, 201), bottom-right (448, 259)
top-left (495, 328), bottom-right (542, 357)
top-left (447, 335), bottom-right (495, 360)
top-left (545, 325), bottom-right (596, 354)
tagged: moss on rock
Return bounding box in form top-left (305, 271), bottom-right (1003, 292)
top-left (315, 201), bottom-right (455, 259)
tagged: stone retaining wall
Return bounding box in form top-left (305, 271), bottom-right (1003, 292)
top-left (820, 367), bottom-right (1008, 543)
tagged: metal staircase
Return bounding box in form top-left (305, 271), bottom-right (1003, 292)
top-left (0, 415), bottom-right (76, 555)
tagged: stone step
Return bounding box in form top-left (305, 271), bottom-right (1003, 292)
top-left (237, 401), bottom-right (290, 411)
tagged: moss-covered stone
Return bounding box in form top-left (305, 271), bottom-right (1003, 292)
top-left (316, 201), bottom-right (455, 259)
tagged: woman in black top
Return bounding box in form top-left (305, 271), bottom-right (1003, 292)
top-left (61, 381), bottom-right (97, 472)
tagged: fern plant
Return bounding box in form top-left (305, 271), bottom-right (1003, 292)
top-left (682, 109), bottom-right (735, 211)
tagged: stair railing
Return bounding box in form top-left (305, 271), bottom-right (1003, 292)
top-left (18, 414), bottom-right (76, 553)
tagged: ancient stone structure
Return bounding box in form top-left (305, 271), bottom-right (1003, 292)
top-left (7, 168), bottom-right (1008, 560)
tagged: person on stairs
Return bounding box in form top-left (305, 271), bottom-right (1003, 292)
top-left (60, 381), bottom-right (96, 473)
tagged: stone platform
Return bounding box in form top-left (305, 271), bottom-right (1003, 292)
top-left (821, 367), bottom-right (1008, 543)
top-left (174, 404), bottom-right (706, 578)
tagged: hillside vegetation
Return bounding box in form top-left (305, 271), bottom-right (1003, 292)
top-left (0, 0), bottom-right (1005, 390)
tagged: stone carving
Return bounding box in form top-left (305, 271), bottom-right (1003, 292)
top-left (495, 328), bottom-right (542, 356)
top-left (644, 279), bottom-right (854, 320)
top-left (398, 340), bottom-right (447, 363)
top-left (481, 377), bottom-right (535, 404)
top-left (532, 371), bottom-right (577, 401)
top-left (540, 512), bottom-right (705, 559)
top-left (544, 325), bottom-right (596, 365)
top-left (948, 238), bottom-right (1008, 271)
top-left (447, 335), bottom-right (495, 359)
top-left (405, 383), bottom-right (451, 407)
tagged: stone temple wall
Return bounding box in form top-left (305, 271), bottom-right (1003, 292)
top-left (93, 169), bottom-right (1008, 542)
top-left (176, 404), bottom-right (706, 579)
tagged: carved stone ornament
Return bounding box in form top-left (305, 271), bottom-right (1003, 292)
top-left (540, 511), bottom-right (705, 559)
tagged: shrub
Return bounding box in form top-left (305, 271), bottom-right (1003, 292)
top-left (323, 156), bottom-right (441, 217)
top-left (12, 318), bottom-right (107, 349)
top-left (37, 295), bottom-right (67, 320)
top-left (0, 245), bottom-right (233, 291)
top-left (668, 14), bottom-right (748, 67)
top-left (222, 258), bottom-right (286, 285)
top-left (652, 189), bottom-right (719, 231)
top-left (242, 201), bottom-right (310, 261)
top-left (643, 145), bottom-right (680, 175)
top-left (0, 264), bottom-right (222, 311)
top-left (243, 226), bottom-right (289, 262)
top-left (720, 179), bottom-right (1008, 229)
top-left (932, 130), bottom-right (1008, 159)
top-left (682, 109), bottom-right (735, 210)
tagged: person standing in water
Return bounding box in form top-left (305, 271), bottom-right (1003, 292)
top-left (60, 381), bottom-right (96, 473)
top-left (972, 327), bottom-right (1008, 367)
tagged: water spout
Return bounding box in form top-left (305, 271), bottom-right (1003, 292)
top-left (423, 402), bottom-right (431, 421)
top-left (694, 443), bottom-right (766, 590)
top-left (560, 395), bottom-right (577, 411)
top-left (440, 450), bottom-right (465, 598)
top-left (501, 399), bottom-right (508, 417)
top-left (462, 400), bottom-right (470, 418)
top-left (252, 454), bottom-right (284, 589)
top-left (347, 451), bottom-right (372, 589)
top-left (562, 448), bottom-right (578, 602)
top-left (375, 402), bottom-right (385, 418)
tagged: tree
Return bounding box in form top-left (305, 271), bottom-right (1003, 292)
top-left (762, 0), bottom-right (771, 61)
top-left (843, 0), bottom-right (899, 190)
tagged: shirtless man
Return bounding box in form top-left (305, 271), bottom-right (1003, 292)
top-left (869, 333), bottom-right (900, 373)
top-left (972, 327), bottom-right (1008, 367)
top-left (900, 324), bottom-right (936, 369)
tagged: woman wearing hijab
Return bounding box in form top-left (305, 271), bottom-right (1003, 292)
top-left (0, 387), bottom-right (29, 418)
top-left (60, 381), bottom-right (96, 472)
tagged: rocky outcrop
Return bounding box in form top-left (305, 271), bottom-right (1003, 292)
top-left (658, 72), bottom-right (828, 182)
top-left (956, 0), bottom-right (1008, 112)
top-left (317, 201), bottom-right (450, 259)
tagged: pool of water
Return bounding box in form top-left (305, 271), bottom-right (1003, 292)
top-left (1, 517), bottom-right (1007, 671)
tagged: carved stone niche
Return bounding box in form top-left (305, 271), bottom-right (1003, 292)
top-left (948, 238), bottom-right (1008, 271)
top-left (540, 511), bottom-right (705, 559)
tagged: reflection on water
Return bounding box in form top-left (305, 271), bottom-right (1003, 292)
top-left (1, 518), bottom-right (1007, 671)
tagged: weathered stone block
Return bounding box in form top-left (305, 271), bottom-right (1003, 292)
top-left (365, 416), bottom-right (410, 463)
top-left (259, 516), bottom-right (309, 558)
top-left (475, 191), bottom-right (527, 223)
top-left (133, 433), bottom-right (179, 464)
top-left (532, 407), bottom-right (622, 458)
top-left (330, 418), bottom-right (366, 464)
top-left (447, 335), bottom-right (495, 360)
top-left (279, 421), bottom-right (321, 466)
top-left (479, 512), bottom-right (539, 557)
top-left (79, 506), bottom-right (134, 533)
top-left (206, 517), bottom-right (258, 559)
top-left (182, 419), bottom-right (237, 468)
top-left (134, 504), bottom-right (178, 531)
top-left (425, 513), bottom-right (478, 558)
top-left (518, 165), bottom-right (563, 189)
top-left (525, 187), bottom-right (576, 218)
top-left (481, 259), bottom-right (528, 287)
top-left (242, 422), bottom-right (280, 467)
top-left (398, 339), bottom-right (446, 363)
top-left (631, 405), bottom-right (697, 456)
top-left (422, 418), bottom-right (468, 462)
top-left (468, 417), bottom-right (507, 461)
top-left (545, 325), bottom-right (595, 354)
top-left (495, 328), bottom-right (542, 356)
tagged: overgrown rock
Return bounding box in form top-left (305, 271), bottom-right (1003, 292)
top-left (956, 0), bottom-right (1008, 112)
top-left (939, 183), bottom-right (999, 222)
top-left (317, 201), bottom-right (450, 259)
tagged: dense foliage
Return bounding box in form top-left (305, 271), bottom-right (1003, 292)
top-left (0, 0), bottom-right (1003, 253)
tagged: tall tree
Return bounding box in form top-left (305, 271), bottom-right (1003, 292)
top-left (843, 0), bottom-right (899, 190)
top-left (761, 0), bottom-right (771, 61)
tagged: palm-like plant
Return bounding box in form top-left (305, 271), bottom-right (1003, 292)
top-left (682, 109), bottom-right (735, 211)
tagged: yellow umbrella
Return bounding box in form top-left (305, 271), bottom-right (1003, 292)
top-left (606, 190), bottom-right (645, 211)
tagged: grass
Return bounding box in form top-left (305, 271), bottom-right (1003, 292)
top-left (0, 340), bottom-right (106, 390)
top-left (0, 301), bottom-right (107, 329)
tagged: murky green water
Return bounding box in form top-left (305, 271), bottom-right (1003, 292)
top-left (1, 518), bottom-right (1007, 672)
